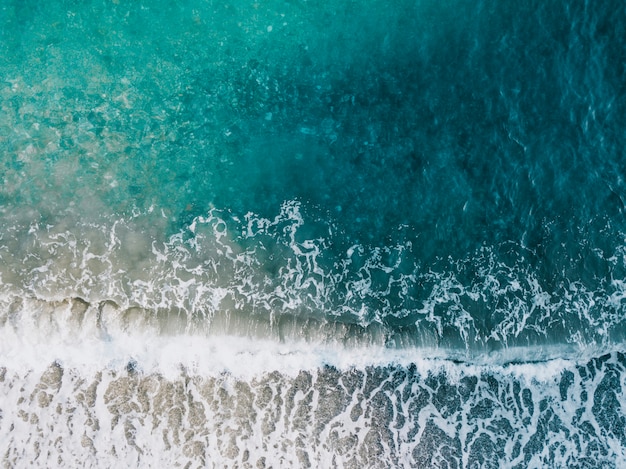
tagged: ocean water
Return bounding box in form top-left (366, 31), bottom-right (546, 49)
top-left (1, 0), bottom-right (626, 467)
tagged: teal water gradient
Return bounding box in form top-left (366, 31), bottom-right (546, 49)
top-left (2, 0), bottom-right (625, 352)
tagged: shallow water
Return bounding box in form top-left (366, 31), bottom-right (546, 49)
top-left (1, 0), bottom-right (626, 466)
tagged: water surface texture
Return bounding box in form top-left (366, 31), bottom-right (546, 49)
top-left (1, 0), bottom-right (626, 467)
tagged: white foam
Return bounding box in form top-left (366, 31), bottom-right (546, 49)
top-left (1, 201), bottom-right (625, 378)
top-left (1, 297), bottom-right (625, 469)
top-left (0, 295), bottom-right (619, 381)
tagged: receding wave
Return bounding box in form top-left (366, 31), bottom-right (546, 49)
top-left (2, 348), bottom-right (626, 468)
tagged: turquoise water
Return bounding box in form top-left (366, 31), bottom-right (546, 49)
top-left (1, 0), bottom-right (626, 466)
